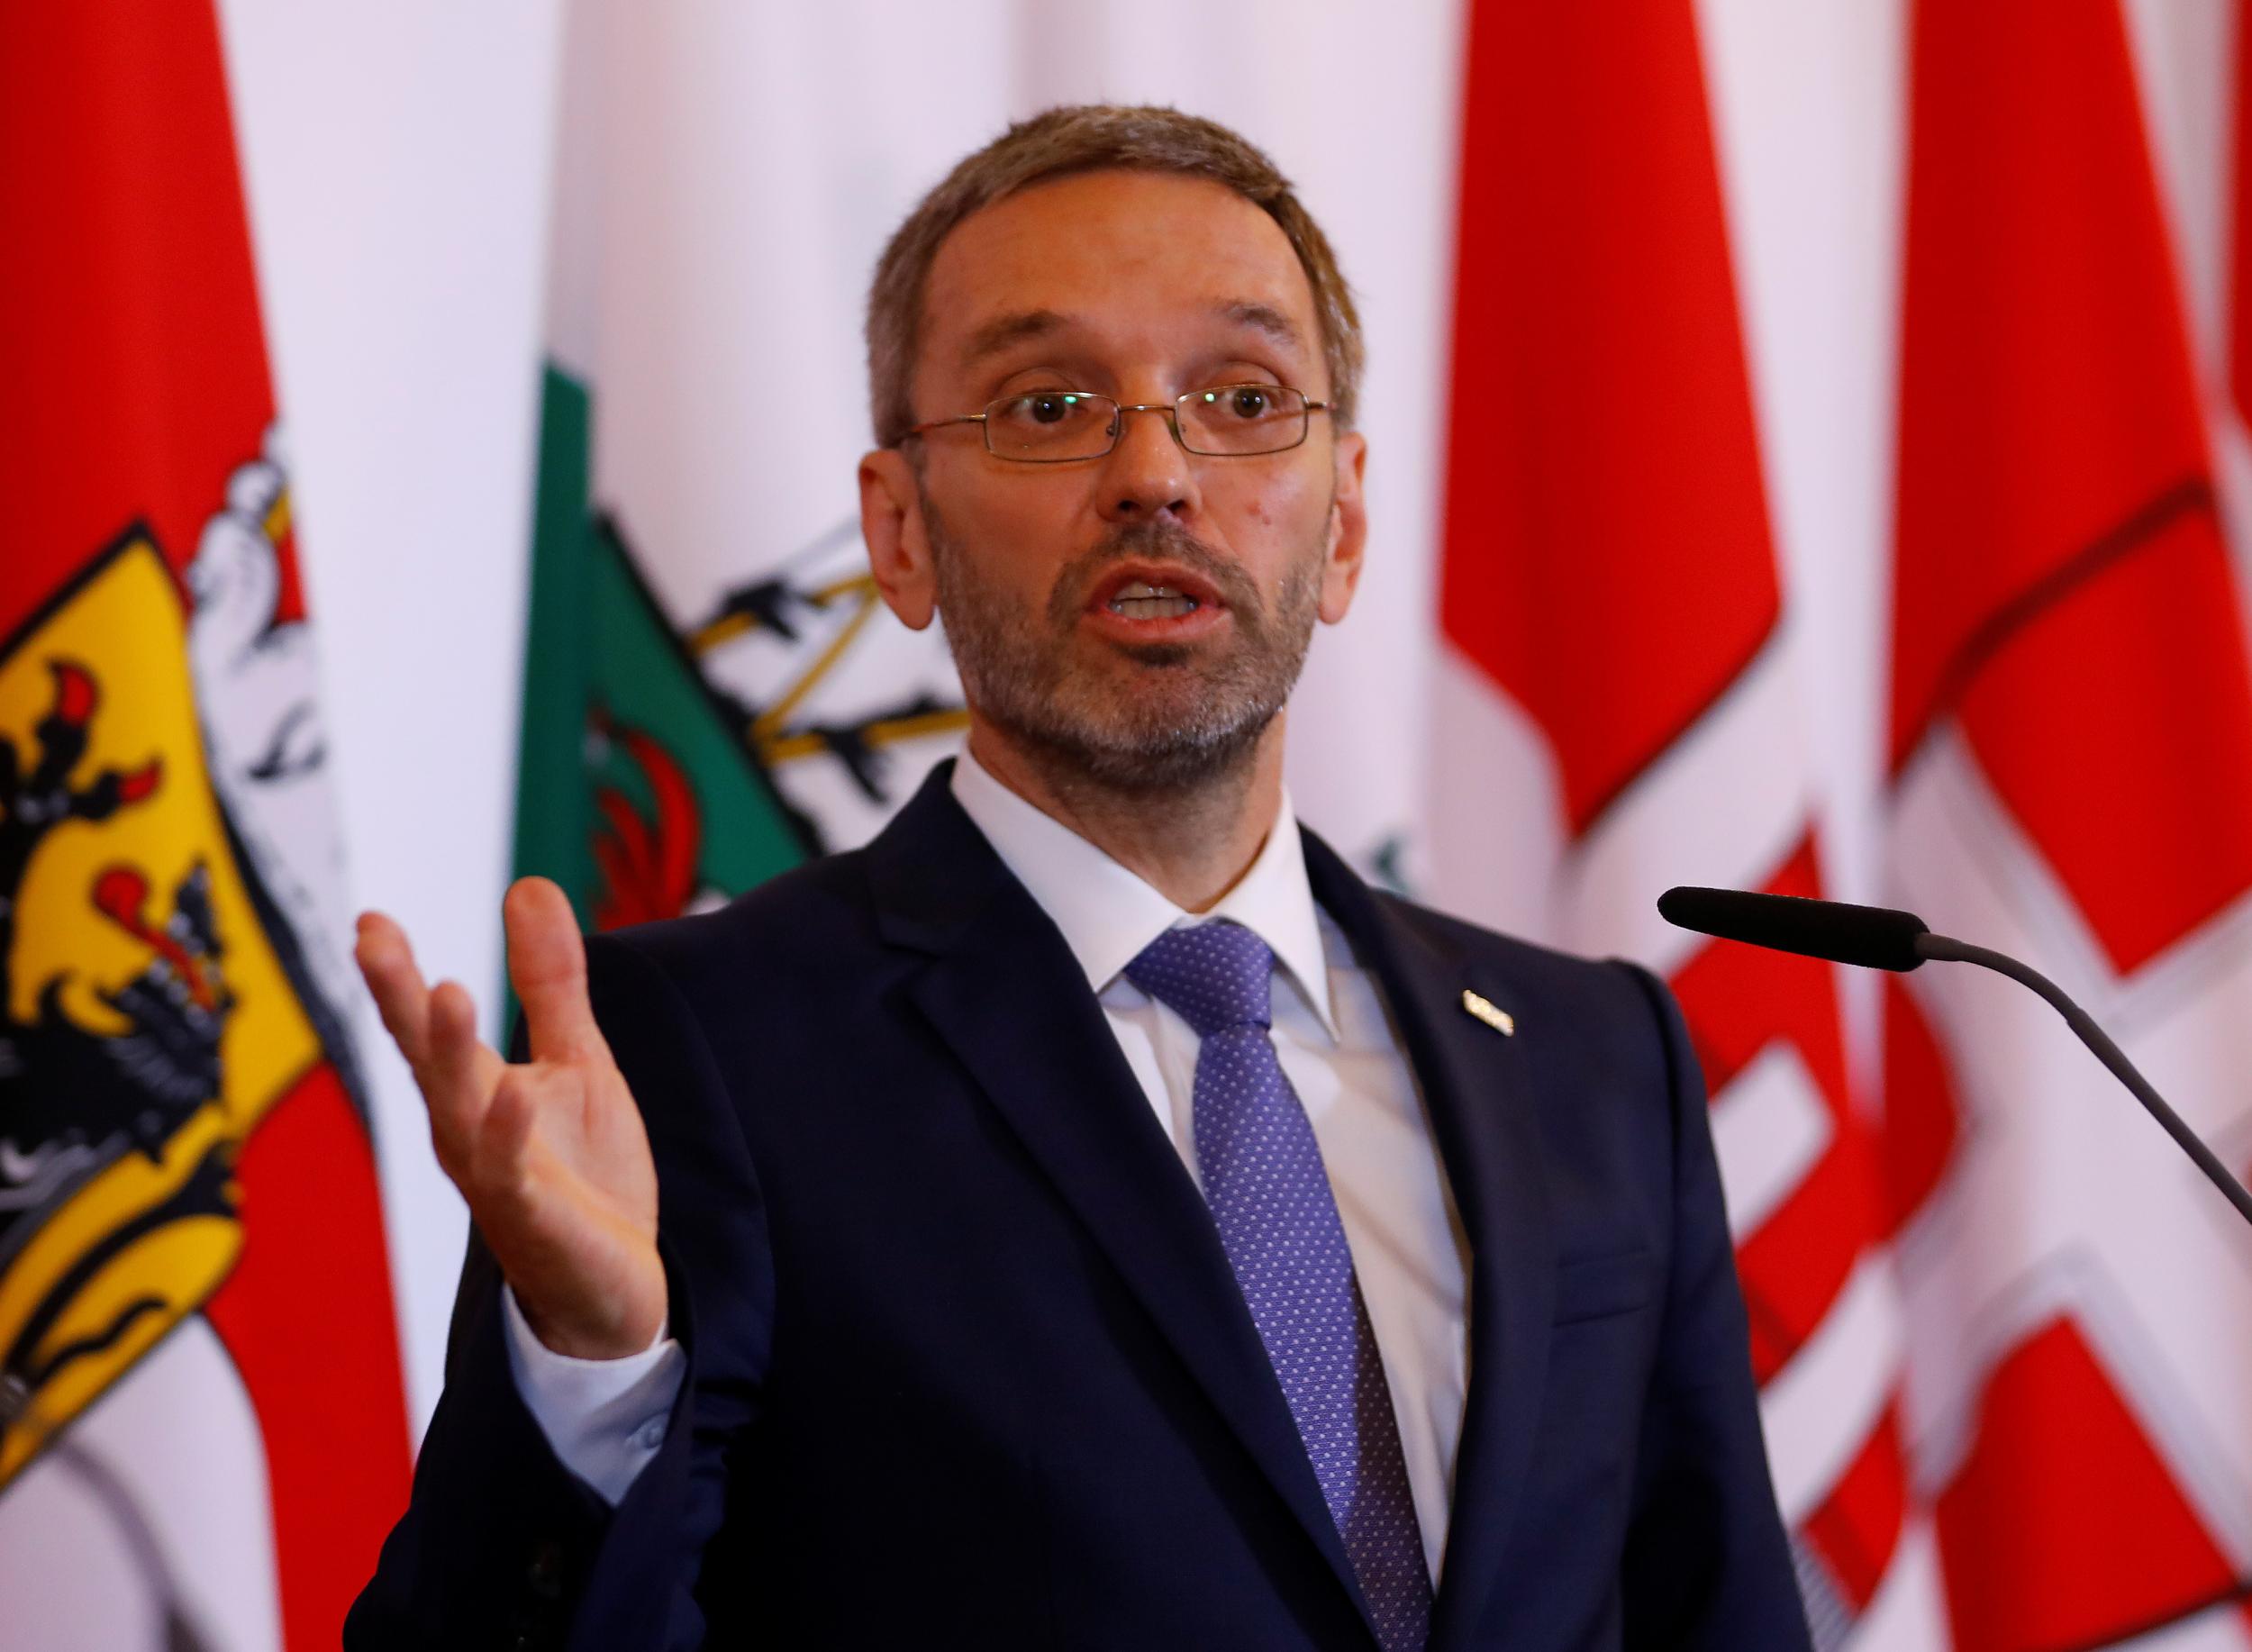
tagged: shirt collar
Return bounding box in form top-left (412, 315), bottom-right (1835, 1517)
top-left (949, 747), bottom-right (1340, 1039)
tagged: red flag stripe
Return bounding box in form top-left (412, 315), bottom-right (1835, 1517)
top-left (0, 9), bottom-right (413, 1645)
top-left (1733, 1146), bottom-right (1874, 1384)
top-left (1803, 1405), bottom-right (1910, 1615)
top-left (1891, 2), bottom-right (2252, 1641)
top-left (1436, 0), bottom-right (1780, 838)
top-left (1438, 8), bottom-right (1919, 1633)
top-left (2231, 0), bottom-right (2252, 431)
top-left (204, 1065), bottom-right (413, 1651)
top-left (1932, 1318), bottom-right (2238, 1652)
top-left (1670, 838), bottom-right (1880, 1380)
top-left (1877, 978), bottom-right (1961, 1237)
top-left (1892, 0), bottom-right (2252, 976)
top-left (0, 5), bottom-right (277, 622)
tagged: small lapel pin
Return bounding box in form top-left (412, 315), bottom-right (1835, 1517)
top-left (1460, 989), bottom-right (1515, 1037)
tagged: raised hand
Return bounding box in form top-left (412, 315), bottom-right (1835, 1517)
top-left (355, 877), bottom-right (666, 1360)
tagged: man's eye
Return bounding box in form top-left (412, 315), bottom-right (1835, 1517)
top-left (1009, 393), bottom-right (1081, 424)
top-left (1228, 387), bottom-right (1272, 419)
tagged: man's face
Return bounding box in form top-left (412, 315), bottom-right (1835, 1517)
top-left (873, 168), bottom-right (1367, 792)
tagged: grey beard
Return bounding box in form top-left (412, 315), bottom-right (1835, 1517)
top-left (926, 510), bottom-right (1323, 796)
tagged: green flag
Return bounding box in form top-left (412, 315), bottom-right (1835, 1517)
top-left (513, 365), bottom-right (812, 930)
top-left (513, 0), bottom-right (975, 933)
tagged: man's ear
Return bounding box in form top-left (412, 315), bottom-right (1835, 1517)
top-left (1318, 430), bottom-right (1369, 626)
top-left (859, 447), bottom-right (937, 631)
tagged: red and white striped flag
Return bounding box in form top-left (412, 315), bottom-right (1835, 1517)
top-left (1429, 4), bottom-right (1941, 1643)
top-left (1888, 2), bottom-right (2252, 1646)
top-left (0, 7), bottom-right (413, 1647)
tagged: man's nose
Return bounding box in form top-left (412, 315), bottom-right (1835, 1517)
top-left (1095, 403), bottom-right (1197, 524)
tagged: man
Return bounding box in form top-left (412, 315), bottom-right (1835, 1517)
top-left (349, 105), bottom-right (1811, 1650)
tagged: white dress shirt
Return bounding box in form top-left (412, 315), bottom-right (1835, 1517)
top-left (506, 749), bottom-right (1471, 1579)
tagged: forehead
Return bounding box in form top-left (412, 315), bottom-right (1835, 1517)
top-left (919, 170), bottom-right (1320, 373)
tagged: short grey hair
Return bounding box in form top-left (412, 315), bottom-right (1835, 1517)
top-left (866, 104), bottom-right (1364, 449)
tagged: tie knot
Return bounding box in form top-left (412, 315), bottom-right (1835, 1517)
top-left (1125, 921), bottom-right (1276, 1036)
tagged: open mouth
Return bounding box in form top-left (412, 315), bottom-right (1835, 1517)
top-left (1107, 579), bottom-right (1202, 621)
top-left (1087, 563), bottom-right (1228, 626)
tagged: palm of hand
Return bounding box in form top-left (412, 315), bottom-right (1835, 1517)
top-left (357, 877), bottom-right (667, 1360)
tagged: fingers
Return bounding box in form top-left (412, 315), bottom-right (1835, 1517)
top-left (356, 910), bottom-right (432, 1067)
top-left (424, 978), bottom-right (504, 1172)
top-left (504, 876), bottom-right (613, 1067)
top-left (363, 890), bottom-right (607, 1226)
top-left (472, 1067), bottom-right (540, 1203)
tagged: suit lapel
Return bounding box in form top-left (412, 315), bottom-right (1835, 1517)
top-left (1302, 831), bottom-right (1556, 1651)
top-left (864, 769), bottom-right (1379, 1633)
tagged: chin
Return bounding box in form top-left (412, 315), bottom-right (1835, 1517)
top-left (1019, 694), bottom-right (1278, 794)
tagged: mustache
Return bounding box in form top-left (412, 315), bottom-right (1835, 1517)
top-left (1043, 523), bottom-right (1262, 631)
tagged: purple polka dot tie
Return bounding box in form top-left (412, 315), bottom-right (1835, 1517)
top-left (1128, 921), bottom-right (1432, 1651)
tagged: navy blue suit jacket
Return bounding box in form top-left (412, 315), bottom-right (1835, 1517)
top-left (349, 764), bottom-right (1811, 1650)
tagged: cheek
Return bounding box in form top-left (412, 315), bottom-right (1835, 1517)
top-left (940, 471), bottom-right (1088, 605)
top-left (1218, 472), bottom-right (1323, 545)
top-left (969, 467), bottom-right (1084, 540)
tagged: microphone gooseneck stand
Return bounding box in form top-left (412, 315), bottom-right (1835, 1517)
top-left (1912, 930), bottom-right (2252, 1231)
top-left (1656, 885), bottom-right (2252, 1234)
top-left (1658, 885), bottom-right (2252, 1638)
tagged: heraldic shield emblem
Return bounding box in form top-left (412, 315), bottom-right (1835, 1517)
top-left (0, 526), bottom-right (323, 1486)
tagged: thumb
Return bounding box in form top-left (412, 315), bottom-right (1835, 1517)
top-left (504, 876), bottom-right (610, 1066)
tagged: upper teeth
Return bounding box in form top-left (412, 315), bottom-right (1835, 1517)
top-left (1115, 581), bottom-right (1182, 600)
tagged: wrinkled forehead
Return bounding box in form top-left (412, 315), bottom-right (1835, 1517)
top-left (917, 170), bottom-right (1323, 395)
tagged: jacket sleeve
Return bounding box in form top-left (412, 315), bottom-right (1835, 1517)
top-left (1615, 962), bottom-right (1814, 1650)
top-left (345, 929), bottom-right (774, 1652)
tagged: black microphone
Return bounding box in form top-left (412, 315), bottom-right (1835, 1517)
top-left (1658, 885), bottom-right (2252, 1231)
top-left (1656, 886), bottom-right (1929, 972)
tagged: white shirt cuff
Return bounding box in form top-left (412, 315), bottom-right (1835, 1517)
top-left (500, 1283), bottom-right (686, 1505)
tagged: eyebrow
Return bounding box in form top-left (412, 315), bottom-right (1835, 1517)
top-left (959, 308), bottom-right (1074, 367)
top-left (1216, 299), bottom-right (1303, 351)
top-left (957, 299), bottom-right (1306, 368)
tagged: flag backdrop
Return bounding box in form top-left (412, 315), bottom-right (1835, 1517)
top-left (1429, 1), bottom-right (2252, 1648)
top-left (510, 0), bottom-right (1003, 918)
top-left (494, 4), bottom-right (2252, 1645)
top-left (1884, 3), bottom-right (2252, 1646)
top-left (48, 2), bottom-right (2252, 1647)
top-left (1430, 3), bottom-right (1940, 1644)
top-left (0, 6), bottom-right (410, 1649)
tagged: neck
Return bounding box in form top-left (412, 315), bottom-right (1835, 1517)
top-left (966, 716), bottom-right (1288, 913)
